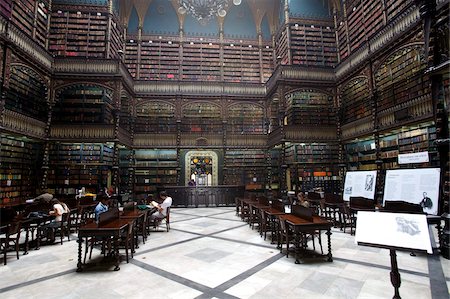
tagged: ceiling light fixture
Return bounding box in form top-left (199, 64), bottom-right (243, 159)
top-left (178, 0), bottom-right (241, 25)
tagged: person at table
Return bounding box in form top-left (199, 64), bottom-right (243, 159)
top-left (39, 198), bottom-right (70, 243)
top-left (149, 191), bottom-right (172, 221)
top-left (49, 199), bottom-right (70, 222)
top-left (94, 195), bottom-right (109, 222)
top-left (297, 192), bottom-right (310, 208)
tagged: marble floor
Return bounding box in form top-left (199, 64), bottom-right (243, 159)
top-left (0, 207), bottom-right (449, 299)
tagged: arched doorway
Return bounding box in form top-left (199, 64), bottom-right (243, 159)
top-left (185, 150), bottom-right (219, 186)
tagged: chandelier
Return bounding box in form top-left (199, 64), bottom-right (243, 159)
top-left (178, 0), bottom-right (242, 24)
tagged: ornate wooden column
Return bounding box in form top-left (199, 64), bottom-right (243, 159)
top-left (40, 80), bottom-right (53, 191)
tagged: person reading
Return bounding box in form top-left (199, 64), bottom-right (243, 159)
top-left (149, 191), bottom-right (172, 221)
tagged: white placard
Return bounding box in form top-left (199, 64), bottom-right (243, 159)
top-left (6, 180), bottom-right (12, 186)
top-left (144, 178), bottom-right (150, 184)
top-left (398, 151), bottom-right (429, 164)
top-left (343, 170), bottom-right (377, 201)
top-left (355, 211), bottom-right (432, 253)
top-left (64, 179), bottom-right (69, 185)
top-left (383, 168), bottom-right (440, 215)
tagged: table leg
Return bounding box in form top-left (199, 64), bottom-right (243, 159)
top-left (389, 249), bottom-right (401, 299)
top-left (326, 228), bottom-right (333, 262)
top-left (294, 228), bottom-right (301, 264)
top-left (24, 225), bottom-right (30, 255)
top-left (76, 235), bottom-right (83, 272)
top-left (114, 236), bottom-right (120, 271)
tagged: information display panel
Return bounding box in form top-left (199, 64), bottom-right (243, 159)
top-left (343, 171), bottom-right (377, 201)
top-left (383, 168), bottom-right (440, 215)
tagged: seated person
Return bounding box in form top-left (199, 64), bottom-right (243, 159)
top-left (149, 191), bottom-right (172, 221)
top-left (297, 192), bottom-right (310, 208)
top-left (49, 199), bottom-right (70, 221)
top-left (94, 195), bottom-right (109, 222)
top-left (39, 198), bottom-right (69, 243)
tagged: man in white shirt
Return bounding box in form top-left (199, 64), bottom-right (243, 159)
top-left (149, 191), bottom-right (172, 220)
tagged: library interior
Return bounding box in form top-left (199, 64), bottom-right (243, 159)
top-left (0, 0), bottom-right (449, 298)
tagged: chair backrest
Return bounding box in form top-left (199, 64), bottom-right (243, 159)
top-left (349, 196), bottom-right (375, 210)
top-left (98, 208), bottom-right (119, 225)
top-left (165, 207), bottom-right (170, 223)
top-left (279, 217), bottom-right (287, 232)
top-left (324, 193), bottom-right (343, 204)
top-left (307, 192), bottom-right (322, 201)
top-left (271, 199), bottom-right (285, 213)
top-left (383, 201), bottom-right (423, 214)
top-left (257, 196), bottom-right (270, 206)
top-left (7, 221), bottom-right (21, 236)
top-left (123, 202), bottom-right (136, 210)
top-left (291, 205), bottom-right (313, 222)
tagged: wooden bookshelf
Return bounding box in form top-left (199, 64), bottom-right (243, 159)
top-left (139, 36), bottom-right (180, 81)
top-left (0, 135), bottom-right (42, 204)
top-left (286, 90), bottom-right (336, 126)
top-left (362, 0), bottom-right (384, 41)
top-left (4, 64), bottom-right (48, 122)
top-left (385, 0), bottom-right (413, 22)
top-left (227, 103), bottom-right (265, 134)
top-left (181, 102), bottom-right (222, 133)
top-left (379, 133), bottom-right (399, 169)
top-left (262, 44), bottom-right (274, 82)
top-left (0, 0), bottom-right (12, 18)
top-left (345, 138), bottom-right (377, 170)
top-left (47, 142), bottom-right (114, 196)
top-left (223, 149), bottom-right (267, 194)
top-left (124, 39), bottom-right (138, 78)
top-left (289, 21), bottom-right (337, 67)
top-left (375, 45), bottom-right (429, 113)
top-left (336, 17), bottom-right (348, 60)
top-left (133, 149), bottom-right (178, 199)
top-left (268, 147), bottom-right (281, 191)
top-left (118, 148), bottom-right (133, 194)
top-left (49, 9), bottom-right (109, 58)
top-left (119, 94), bottom-right (132, 133)
top-left (52, 85), bottom-right (114, 124)
top-left (341, 77), bottom-right (371, 124)
top-left (285, 143), bottom-right (341, 192)
top-left (346, 0), bottom-right (365, 52)
top-left (10, 0), bottom-right (35, 39)
top-left (275, 27), bottom-right (289, 65)
top-left (182, 39), bottom-right (221, 81)
top-left (108, 15), bottom-right (123, 59)
top-left (135, 101), bottom-right (176, 134)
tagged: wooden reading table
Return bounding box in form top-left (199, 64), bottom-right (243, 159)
top-left (279, 205), bottom-right (333, 264)
top-left (77, 208), bottom-right (129, 272)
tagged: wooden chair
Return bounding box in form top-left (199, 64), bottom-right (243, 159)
top-left (138, 210), bottom-right (148, 244)
top-left (306, 192), bottom-right (323, 215)
top-left (149, 207), bottom-right (171, 232)
top-left (323, 193), bottom-right (345, 228)
top-left (119, 222), bottom-right (134, 263)
top-left (1, 221), bottom-right (22, 265)
top-left (278, 217), bottom-right (294, 258)
top-left (55, 212), bottom-right (71, 245)
top-left (346, 196), bottom-right (376, 235)
top-left (291, 205), bottom-right (323, 254)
